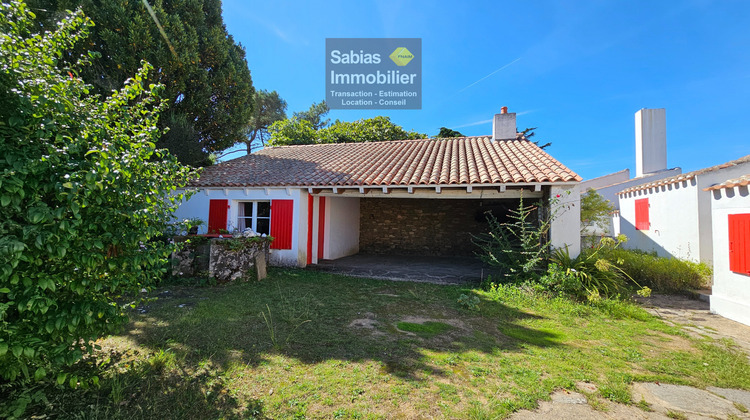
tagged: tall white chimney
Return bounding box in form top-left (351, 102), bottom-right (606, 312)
top-left (635, 108), bottom-right (667, 177)
top-left (493, 106), bottom-right (517, 140)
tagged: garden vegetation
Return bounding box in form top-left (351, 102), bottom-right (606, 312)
top-left (0, 1), bottom-right (193, 414)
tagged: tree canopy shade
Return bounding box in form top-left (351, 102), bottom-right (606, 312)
top-left (26, 0), bottom-right (255, 167)
top-left (0, 0), bottom-right (194, 386)
top-left (268, 115), bottom-right (427, 146)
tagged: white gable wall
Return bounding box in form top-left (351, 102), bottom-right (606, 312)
top-left (618, 160), bottom-right (750, 263)
top-left (619, 180), bottom-right (701, 261)
top-left (709, 185), bottom-right (750, 326)
top-left (550, 185), bottom-right (581, 257)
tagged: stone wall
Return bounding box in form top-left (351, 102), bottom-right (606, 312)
top-left (172, 236), bottom-right (270, 282)
top-left (359, 198), bottom-right (521, 256)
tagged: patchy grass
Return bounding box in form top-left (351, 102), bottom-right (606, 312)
top-left (16, 268), bottom-right (750, 419)
top-left (396, 321), bottom-right (454, 338)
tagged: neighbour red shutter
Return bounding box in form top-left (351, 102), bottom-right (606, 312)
top-left (207, 199), bottom-right (228, 234)
top-left (270, 200), bottom-right (294, 250)
top-left (635, 198), bottom-right (649, 230)
top-left (728, 214), bottom-right (750, 275)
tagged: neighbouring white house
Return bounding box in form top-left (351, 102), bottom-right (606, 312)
top-left (704, 175), bottom-right (750, 326)
top-left (173, 109), bottom-right (582, 267)
top-left (579, 108), bottom-right (681, 237)
top-left (617, 155), bottom-right (750, 263)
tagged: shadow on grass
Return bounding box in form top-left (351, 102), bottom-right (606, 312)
top-left (119, 268), bottom-right (564, 383)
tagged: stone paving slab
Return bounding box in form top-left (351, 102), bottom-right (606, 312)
top-left (632, 382), bottom-right (744, 418)
top-left (707, 386), bottom-right (750, 410)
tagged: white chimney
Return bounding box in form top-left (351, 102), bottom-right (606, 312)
top-left (635, 108), bottom-right (667, 177)
top-left (492, 106), bottom-right (517, 140)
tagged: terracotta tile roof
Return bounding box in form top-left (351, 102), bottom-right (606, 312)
top-left (618, 154), bottom-right (750, 195)
top-left (192, 136), bottom-right (581, 188)
top-left (703, 174), bottom-right (750, 191)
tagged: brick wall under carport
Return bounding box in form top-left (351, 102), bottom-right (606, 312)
top-left (359, 198), bottom-right (522, 256)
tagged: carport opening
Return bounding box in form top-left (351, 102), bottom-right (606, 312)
top-left (359, 197), bottom-right (540, 257)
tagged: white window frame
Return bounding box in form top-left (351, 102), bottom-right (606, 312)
top-left (237, 201), bottom-right (270, 234)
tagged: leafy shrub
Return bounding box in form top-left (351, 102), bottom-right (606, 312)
top-left (473, 195), bottom-right (550, 282)
top-left (598, 248), bottom-right (711, 293)
top-left (541, 236), bottom-right (651, 301)
top-left (0, 0), bottom-right (193, 389)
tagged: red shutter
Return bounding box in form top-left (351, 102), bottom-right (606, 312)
top-left (270, 200), bottom-right (294, 250)
top-left (635, 198), bottom-right (650, 230)
top-left (728, 213), bottom-right (750, 274)
top-left (208, 199), bottom-right (228, 234)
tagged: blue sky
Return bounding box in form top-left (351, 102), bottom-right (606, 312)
top-left (222, 0), bottom-right (750, 180)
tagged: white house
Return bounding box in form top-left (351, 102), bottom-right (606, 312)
top-left (618, 155), bottom-right (750, 263)
top-left (705, 175), bottom-right (750, 326)
top-left (173, 110), bottom-right (582, 267)
top-left (580, 109), bottom-right (681, 237)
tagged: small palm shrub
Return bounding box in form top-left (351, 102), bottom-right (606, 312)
top-left (541, 236), bottom-right (651, 301)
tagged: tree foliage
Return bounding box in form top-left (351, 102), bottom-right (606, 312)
top-left (0, 1), bottom-right (194, 385)
top-left (268, 115), bottom-right (427, 146)
top-left (520, 127), bottom-right (551, 150)
top-left (27, 0), bottom-right (255, 166)
top-left (245, 89), bottom-right (287, 153)
top-left (293, 100), bottom-right (330, 130)
top-left (436, 127), bottom-right (464, 138)
top-left (580, 188), bottom-right (615, 234)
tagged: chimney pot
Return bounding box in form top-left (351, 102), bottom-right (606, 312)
top-left (500, 106), bottom-right (508, 114)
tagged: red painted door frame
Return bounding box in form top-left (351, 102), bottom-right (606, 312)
top-left (318, 196), bottom-right (326, 261)
top-left (306, 194), bottom-right (313, 265)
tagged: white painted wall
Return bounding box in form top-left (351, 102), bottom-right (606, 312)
top-left (619, 180), bottom-right (701, 261)
top-left (550, 185), bottom-right (581, 258)
top-left (709, 185), bottom-right (750, 326)
top-left (618, 160), bottom-right (750, 263)
top-left (635, 108), bottom-right (667, 177)
top-left (173, 187), bottom-right (306, 267)
top-left (324, 197), bottom-right (360, 260)
top-left (579, 169), bottom-right (630, 191)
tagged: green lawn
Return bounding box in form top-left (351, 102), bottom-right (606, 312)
top-left (41, 268), bottom-right (750, 419)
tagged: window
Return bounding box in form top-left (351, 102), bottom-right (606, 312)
top-left (728, 213), bottom-right (750, 275)
top-left (237, 201), bottom-right (271, 235)
top-left (635, 198), bottom-right (649, 230)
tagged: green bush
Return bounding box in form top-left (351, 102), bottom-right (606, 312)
top-left (541, 236), bottom-right (651, 301)
top-left (599, 248), bottom-right (711, 293)
top-left (0, 0), bottom-right (193, 389)
top-left (473, 195), bottom-right (550, 282)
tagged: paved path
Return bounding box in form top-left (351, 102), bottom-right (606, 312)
top-left (511, 294), bottom-right (750, 419)
top-left (313, 254), bottom-right (488, 285)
